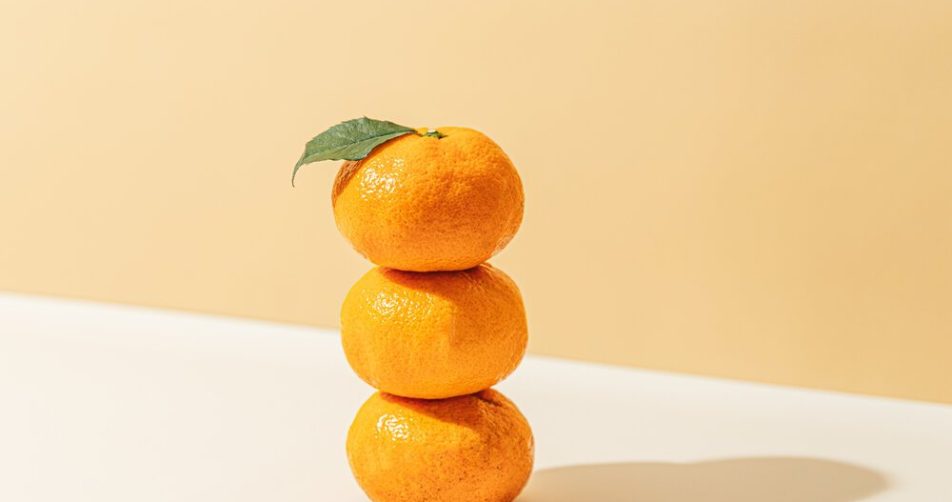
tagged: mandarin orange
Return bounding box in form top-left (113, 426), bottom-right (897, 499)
top-left (332, 127), bottom-right (523, 272)
top-left (347, 389), bottom-right (534, 502)
top-left (340, 263), bottom-right (527, 399)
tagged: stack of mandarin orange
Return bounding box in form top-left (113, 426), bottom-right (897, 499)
top-left (294, 118), bottom-right (534, 502)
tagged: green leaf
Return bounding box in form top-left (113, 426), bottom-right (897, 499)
top-left (292, 117), bottom-right (416, 186)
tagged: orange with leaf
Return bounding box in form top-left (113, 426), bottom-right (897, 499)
top-left (294, 118), bottom-right (524, 272)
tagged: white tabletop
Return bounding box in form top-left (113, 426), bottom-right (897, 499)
top-left (1, 293), bottom-right (950, 502)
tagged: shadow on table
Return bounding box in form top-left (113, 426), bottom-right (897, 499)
top-left (519, 457), bottom-right (887, 502)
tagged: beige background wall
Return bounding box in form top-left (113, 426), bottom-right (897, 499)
top-left (2, 0), bottom-right (950, 403)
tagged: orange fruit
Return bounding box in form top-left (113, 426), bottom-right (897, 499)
top-left (347, 389), bottom-right (534, 502)
top-left (341, 263), bottom-right (527, 399)
top-left (332, 127), bottom-right (524, 272)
